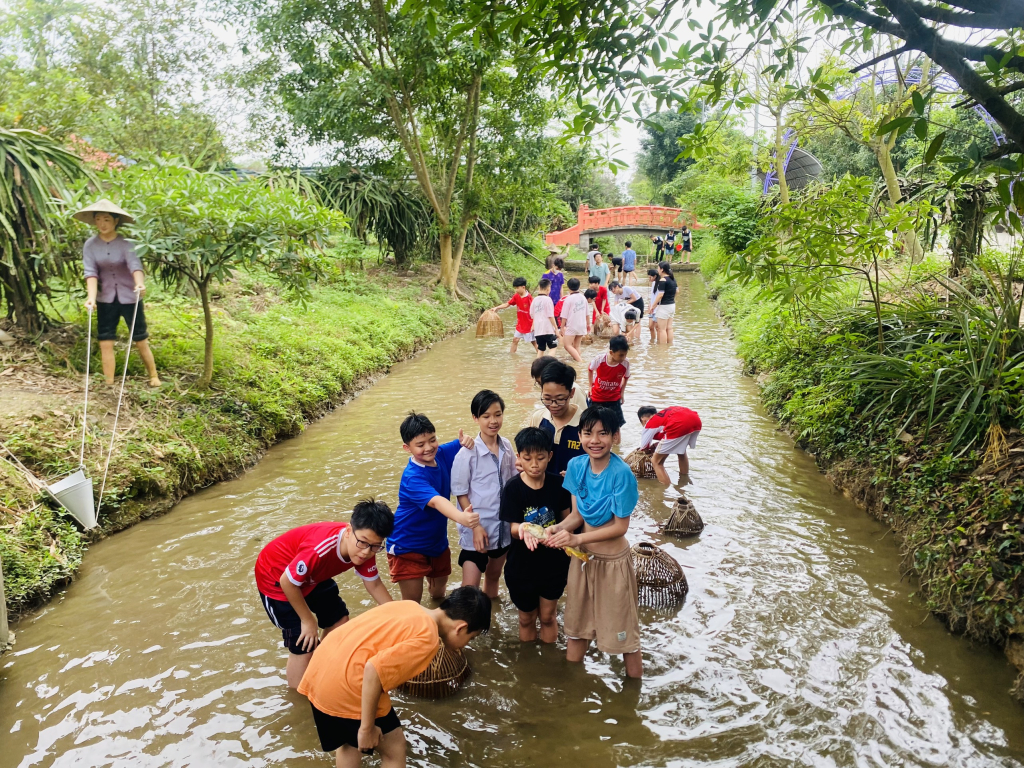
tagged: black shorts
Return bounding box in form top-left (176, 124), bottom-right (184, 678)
top-left (505, 570), bottom-right (569, 613)
top-left (97, 299), bottom-right (148, 342)
top-left (611, 257), bottom-right (623, 268)
top-left (458, 545), bottom-right (511, 572)
top-left (587, 398), bottom-right (625, 430)
top-left (681, 241), bottom-right (692, 252)
top-left (311, 703), bottom-right (402, 752)
top-left (629, 298), bottom-right (645, 318)
top-left (623, 266), bottom-right (635, 273)
top-left (260, 579), bottom-right (349, 655)
top-left (535, 333), bottom-right (558, 351)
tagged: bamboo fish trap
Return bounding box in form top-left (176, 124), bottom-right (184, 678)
top-left (624, 449), bottom-right (657, 479)
top-left (631, 541), bottom-right (688, 607)
top-left (661, 495), bottom-right (704, 537)
top-left (397, 641), bottom-right (471, 699)
top-left (476, 309), bottom-right (504, 338)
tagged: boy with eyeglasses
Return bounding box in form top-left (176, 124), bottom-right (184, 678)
top-left (254, 499), bottom-right (396, 689)
top-left (524, 360), bottom-right (586, 475)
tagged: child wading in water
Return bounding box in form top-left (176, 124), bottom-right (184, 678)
top-left (299, 586), bottom-right (491, 767)
top-left (542, 257), bottom-right (566, 306)
top-left (559, 277), bottom-right (591, 363)
top-left (637, 405), bottom-right (703, 485)
top-left (530, 278), bottom-right (561, 358)
top-left (388, 413), bottom-right (477, 603)
top-left (492, 277), bottom-right (535, 354)
top-left (546, 406), bottom-right (642, 678)
top-left (254, 500), bottom-right (395, 688)
top-left (500, 427), bottom-right (573, 642)
top-left (452, 390), bottom-right (516, 599)
top-left (587, 335), bottom-right (631, 429)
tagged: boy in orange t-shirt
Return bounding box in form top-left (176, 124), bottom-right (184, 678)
top-left (298, 586), bottom-right (491, 765)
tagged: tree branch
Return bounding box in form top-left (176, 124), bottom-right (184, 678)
top-left (904, 0), bottom-right (1024, 29)
top-left (849, 44), bottom-right (911, 74)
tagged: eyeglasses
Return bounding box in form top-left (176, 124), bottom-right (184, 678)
top-left (353, 534), bottom-right (385, 554)
top-left (540, 396), bottom-right (571, 406)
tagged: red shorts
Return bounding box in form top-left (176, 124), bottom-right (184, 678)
top-left (387, 549), bottom-right (452, 582)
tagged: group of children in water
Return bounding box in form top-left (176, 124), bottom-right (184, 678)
top-left (252, 244), bottom-right (702, 767)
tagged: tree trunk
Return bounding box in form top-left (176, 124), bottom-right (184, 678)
top-left (872, 139), bottom-right (924, 263)
top-left (774, 121), bottom-right (790, 205)
top-left (438, 233), bottom-right (457, 292)
top-left (0, 264), bottom-right (43, 333)
top-left (197, 279), bottom-right (215, 387)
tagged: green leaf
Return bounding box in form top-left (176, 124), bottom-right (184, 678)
top-left (914, 118), bottom-right (928, 140)
top-left (924, 131), bottom-right (946, 163)
top-left (911, 91), bottom-right (925, 115)
top-left (876, 116), bottom-right (914, 136)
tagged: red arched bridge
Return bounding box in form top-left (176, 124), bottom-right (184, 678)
top-left (545, 204), bottom-right (697, 250)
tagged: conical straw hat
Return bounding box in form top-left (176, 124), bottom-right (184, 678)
top-left (72, 198), bottom-right (135, 225)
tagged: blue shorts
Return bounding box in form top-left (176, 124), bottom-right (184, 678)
top-left (260, 579), bottom-right (348, 654)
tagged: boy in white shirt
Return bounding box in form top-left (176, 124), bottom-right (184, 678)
top-left (530, 278), bottom-right (561, 358)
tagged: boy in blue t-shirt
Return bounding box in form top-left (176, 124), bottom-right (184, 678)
top-left (546, 405), bottom-right (642, 678)
top-left (387, 413), bottom-right (479, 603)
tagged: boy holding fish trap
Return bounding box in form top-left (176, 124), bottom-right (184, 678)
top-left (499, 427), bottom-right (576, 642)
top-left (545, 405), bottom-right (643, 678)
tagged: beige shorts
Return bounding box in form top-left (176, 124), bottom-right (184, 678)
top-left (563, 545), bottom-right (641, 654)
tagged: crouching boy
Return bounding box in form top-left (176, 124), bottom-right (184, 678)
top-left (299, 586), bottom-right (491, 767)
top-left (254, 499), bottom-right (395, 688)
top-left (545, 406), bottom-right (642, 678)
top-left (500, 427), bottom-right (572, 642)
top-left (637, 405), bottom-right (703, 485)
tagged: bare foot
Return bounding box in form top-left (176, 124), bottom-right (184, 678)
top-left (148, 377), bottom-right (162, 388)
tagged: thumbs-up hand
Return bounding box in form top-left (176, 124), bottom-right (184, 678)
top-left (458, 429), bottom-right (475, 450)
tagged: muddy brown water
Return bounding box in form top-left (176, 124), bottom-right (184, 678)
top-left (3, 274), bottom-right (1023, 767)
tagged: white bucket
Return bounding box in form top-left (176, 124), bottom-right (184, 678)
top-left (48, 469), bottom-right (98, 530)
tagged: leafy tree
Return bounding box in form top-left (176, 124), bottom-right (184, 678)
top-left (117, 160), bottom-right (343, 385)
top-left (635, 111), bottom-right (698, 201)
top-left (0, 128), bottom-right (91, 332)
top-left (248, 0), bottom-right (546, 295)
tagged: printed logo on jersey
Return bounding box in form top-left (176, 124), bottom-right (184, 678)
top-left (295, 560), bottom-right (308, 576)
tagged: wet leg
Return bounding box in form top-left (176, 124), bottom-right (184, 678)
top-left (651, 451), bottom-right (671, 486)
top-left (461, 560), bottom-right (483, 590)
top-left (538, 598), bottom-right (558, 643)
top-left (624, 651), bottom-right (643, 678)
top-left (286, 651), bottom-right (313, 689)
top-left (378, 727), bottom-right (407, 768)
top-left (336, 745), bottom-right (363, 768)
top-left (677, 452), bottom-right (689, 476)
top-left (567, 638), bottom-right (589, 663)
top-left (427, 575), bottom-right (448, 600)
top-left (483, 554), bottom-right (505, 600)
top-left (510, 338), bottom-right (519, 353)
top-left (398, 578), bottom-right (425, 602)
top-left (518, 609), bottom-right (539, 642)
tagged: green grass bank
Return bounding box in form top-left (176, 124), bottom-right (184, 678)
top-left (696, 238), bottom-right (1024, 702)
top-left (0, 239), bottom-right (543, 620)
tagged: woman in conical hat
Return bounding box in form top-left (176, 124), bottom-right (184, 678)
top-left (75, 199), bottom-right (161, 387)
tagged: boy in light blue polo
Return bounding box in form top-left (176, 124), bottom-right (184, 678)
top-left (621, 241), bottom-right (637, 286)
top-left (452, 390), bottom-right (516, 599)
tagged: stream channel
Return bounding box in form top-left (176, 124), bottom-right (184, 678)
top-left (2, 274), bottom-right (1024, 767)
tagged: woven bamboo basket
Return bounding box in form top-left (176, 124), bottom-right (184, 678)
top-left (661, 495), bottom-right (704, 537)
top-left (631, 541), bottom-right (688, 607)
top-left (397, 641), bottom-right (471, 699)
top-left (476, 309), bottom-right (504, 338)
top-left (624, 449), bottom-right (657, 479)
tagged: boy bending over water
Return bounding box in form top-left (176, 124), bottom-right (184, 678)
top-left (545, 406), bottom-right (642, 678)
top-left (299, 586), bottom-right (491, 767)
top-left (254, 499), bottom-right (395, 688)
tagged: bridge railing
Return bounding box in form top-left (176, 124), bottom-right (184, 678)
top-left (577, 204), bottom-right (693, 231)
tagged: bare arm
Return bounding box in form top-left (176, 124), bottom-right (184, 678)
top-left (546, 497), bottom-right (630, 548)
top-left (280, 576), bottom-right (320, 652)
top-left (359, 661), bottom-right (385, 752)
top-left (85, 276), bottom-right (98, 309)
top-left (362, 577), bottom-right (393, 604)
top-left (132, 270), bottom-right (146, 295)
top-left (458, 493), bottom-right (488, 549)
top-left (429, 495), bottom-right (479, 528)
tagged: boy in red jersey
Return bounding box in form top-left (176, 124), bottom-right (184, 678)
top-left (254, 499), bottom-right (395, 688)
top-left (637, 405), bottom-right (703, 484)
top-left (492, 277), bottom-right (536, 354)
top-left (587, 335), bottom-right (631, 429)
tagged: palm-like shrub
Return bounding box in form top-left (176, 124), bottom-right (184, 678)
top-left (0, 128), bottom-right (91, 331)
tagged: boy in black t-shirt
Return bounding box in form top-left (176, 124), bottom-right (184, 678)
top-left (500, 427), bottom-right (573, 643)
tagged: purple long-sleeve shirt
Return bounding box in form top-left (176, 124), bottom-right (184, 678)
top-left (82, 234), bottom-right (144, 304)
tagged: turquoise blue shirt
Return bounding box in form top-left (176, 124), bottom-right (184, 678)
top-left (562, 453), bottom-right (639, 527)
